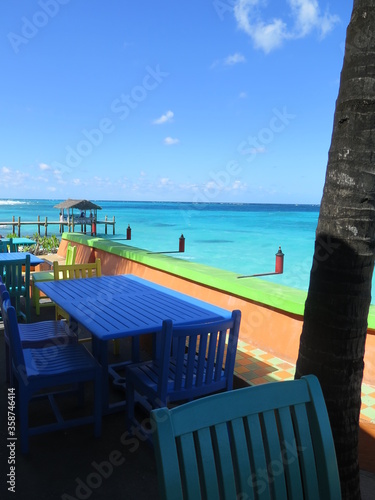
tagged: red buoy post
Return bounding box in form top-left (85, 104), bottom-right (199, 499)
top-left (126, 224), bottom-right (131, 240)
top-left (91, 218), bottom-right (96, 236)
top-left (179, 234), bottom-right (185, 252)
top-left (275, 246), bottom-right (284, 274)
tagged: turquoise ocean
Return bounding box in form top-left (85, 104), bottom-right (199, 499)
top-left (1, 199), bottom-right (371, 303)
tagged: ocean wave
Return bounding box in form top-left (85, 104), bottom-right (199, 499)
top-left (0, 200), bottom-right (27, 206)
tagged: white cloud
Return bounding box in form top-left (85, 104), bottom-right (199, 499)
top-left (239, 91), bottom-right (247, 99)
top-left (224, 52), bottom-right (246, 65)
top-left (1, 166), bottom-right (29, 187)
top-left (164, 137), bottom-right (180, 145)
top-left (39, 163), bottom-right (50, 171)
top-left (157, 177), bottom-right (175, 189)
top-left (153, 110), bottom-right (174, 125)
top-left (36, 176), bottom-right (49, 183)
top-left (234, 0), bottom-right (340, 53)
top-left (211, 53), bottom-right (246, 69)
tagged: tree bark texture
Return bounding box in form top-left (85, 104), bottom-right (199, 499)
top-left (295, 1), bottom-right (375, 498)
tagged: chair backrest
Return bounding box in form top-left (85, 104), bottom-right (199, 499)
top-left (0, 240), bottom-right (8, 253)
top-left (2, 295), bottom-right (25, 371)
top-left (156, 310), bottom-right (241, 403)
top-left (4, 254), bottom-right (30, 299)
top-left (53, 258), bottom-right (101, 280)
top-left (151, 375), bottom-right (341, 500)
top-left (0, 239), bottom-right (16, 252)
top-left (65, 244), bottom-right (77, 266)
top-left (8, 238), bottom-right (16, 252)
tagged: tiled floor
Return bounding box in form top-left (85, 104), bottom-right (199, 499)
top-left (235, 339), bottom-right (375, 424)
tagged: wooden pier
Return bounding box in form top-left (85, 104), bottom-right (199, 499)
top-left (0, 215), bottom-right (116, 237)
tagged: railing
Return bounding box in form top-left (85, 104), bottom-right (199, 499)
top-left (0, 215), bottom-right (116, 237)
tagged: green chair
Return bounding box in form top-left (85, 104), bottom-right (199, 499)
top-left (31, 244), bottom-right (77, 315)
top-left (151, 375), bottom-right (341, 500)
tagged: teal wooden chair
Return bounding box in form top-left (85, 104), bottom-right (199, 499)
top-left (3, 296), bottom-right (102, 454)
top-left (8, 238), bottom-right (16, 252)
top-left (3, 253), bottom-right (31, 322)
top-left (0, 239), bottom-right (8, 253)
top-left (0, 240), bottom-right (9, 281)
top-left (126, 310), bottom-right (241, 437)
top-left (151, 375), bottom-right (341, 500)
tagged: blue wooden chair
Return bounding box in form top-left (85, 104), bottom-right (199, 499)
top-left (151, 375), bottom-right (341, 500)
top-left (1, 285), bottom-right (78, 384)
top-left (126, 310), bottom-right (241, 436)
top-left (3, 253), bottom-right (30, 322)
top-left (3, 296), bottom-right (102, 454)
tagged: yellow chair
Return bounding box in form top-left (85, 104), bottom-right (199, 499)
top-left (31, 244), bottom-right (77, 315)
top-left (52, 258), bottom-right (102, 320)
top-left (52, 258), bottom-right (120, 354)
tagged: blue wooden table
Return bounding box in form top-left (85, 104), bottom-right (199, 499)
top-left (0, 252), bottom-right (44, 266)
top-left (1, 237), bottom-right (36, 249)
top-left (36, 274), bottom-right (232, 411)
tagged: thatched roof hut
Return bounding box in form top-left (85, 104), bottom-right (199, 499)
top-left (54, 199), bottom-right (102, 212)
top-left (54, 199), bottom-right (102, 228)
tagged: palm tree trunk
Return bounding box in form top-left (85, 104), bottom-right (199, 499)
top-left (295, 1), bottom-right (375, 498)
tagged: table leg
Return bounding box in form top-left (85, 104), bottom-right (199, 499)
top-left (92, 336), bottom-right (110, 412)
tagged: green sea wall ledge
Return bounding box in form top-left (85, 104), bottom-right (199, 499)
top-left (63, 233), bottom-right (375, 330)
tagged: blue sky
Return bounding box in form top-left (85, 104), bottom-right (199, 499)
top-left (1, 1), bottom-right (352, 203)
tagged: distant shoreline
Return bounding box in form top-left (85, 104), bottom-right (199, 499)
top-left (0, 198), bottom-right (321, 208)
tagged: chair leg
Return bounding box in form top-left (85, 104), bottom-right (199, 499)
top-left (33, 285), bottom-right (41, 315)
top-left (113, 339), bottom-right (120, 355)
top-left (94, 370), bottom-right (102, 438)
top-left (25, 295), bottom-right (30, 323)
top-left (77, 382), bottom-right (85, 406)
